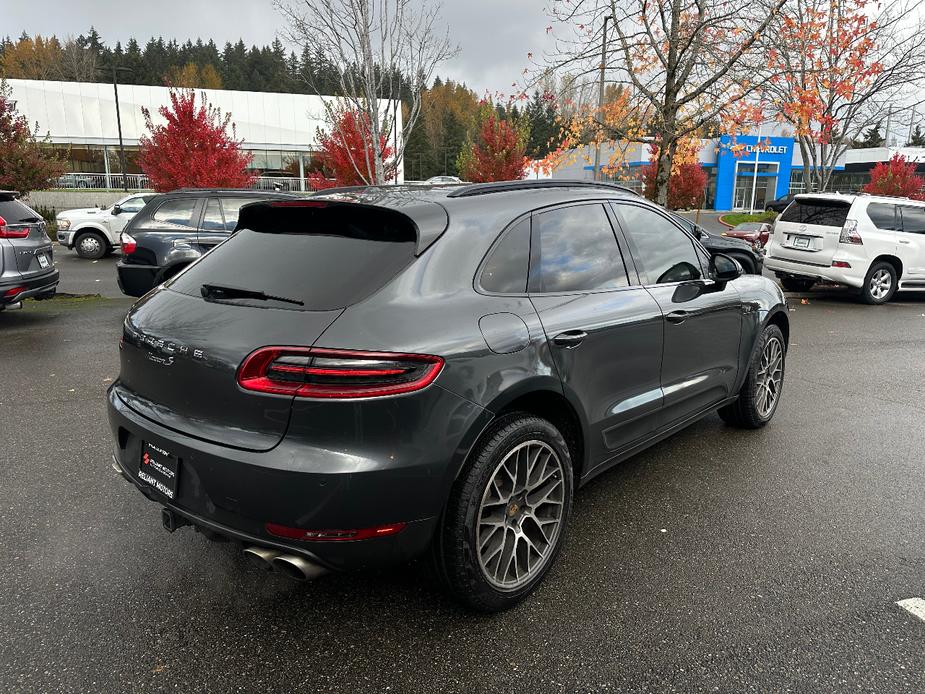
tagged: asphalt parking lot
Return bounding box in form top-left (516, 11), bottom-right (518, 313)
top-left (1, 254), bottom-right (924, 692)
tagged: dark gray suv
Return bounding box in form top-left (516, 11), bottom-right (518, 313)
top-left (0, 192), bottom-right (58, 311)
top-left (107, 181), bottom-right (789, 611)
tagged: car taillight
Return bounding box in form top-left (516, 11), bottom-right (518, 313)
top-left (3, 286), bottom-right (27, 298)
top-left (0, 216), bottom-right (30, 239)
top-left (120, 232), bottom-right (136, 255)
top-left (839, 219), bottom-right (863, 245)
top-left (237, 347), bottom-right (444, 399)
top-left (265, 521), bottom-right (407, 542)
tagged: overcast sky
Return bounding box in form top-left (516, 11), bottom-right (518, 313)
top-left (4, 0), bottom-right (554, 96)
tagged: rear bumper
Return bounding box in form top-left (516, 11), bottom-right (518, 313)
top-left (106, 382), bottom-right (491, 571)
top-left (117, 261), bottom-right (158, 297)
top-left (0, 269), bottom-right (59, 305)
top-left (765, 255), bottom-right (864, 289)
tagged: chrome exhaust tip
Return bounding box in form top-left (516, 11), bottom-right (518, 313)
top-left (5, 301), bottom-right (22, 311)
top-left (243, 546), bottom-right (282, 571)
top-left (272, 554), bottom-right (328, 581)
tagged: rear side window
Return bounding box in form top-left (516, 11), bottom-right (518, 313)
top-left (0, 199), bottom-right (41, 223)
top-left (899, 205), bottom-right (925, 234)
top-left (119, 197), bottom-right (147, 214)
top-left (530, 204), bottom-right (629, 293)
top-left (866, 203), bottom-right (901, 231)
top-left (222, 198), bottom-right (261, 231)
top-left (150, 199), bottom-right (198, 229)
top-left (201, 199), bottom-right (226, 231)
top-left (779, 199), bottom-right (850, 226)
top-left (480, 218), bottom-right (530, 293)
top-left (168, 202), bottom-right (417, 311)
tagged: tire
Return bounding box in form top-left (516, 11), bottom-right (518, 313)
top-left (74, 231), bottom-right (108, 260)
top-left (779, 277), bottom-right (815, 292)
top-left (719, 324), bottom-right (786, 429)
top-left (859, 261), bottom-right (897, 305)
top-left (433, 413), bottom-right (574, 612)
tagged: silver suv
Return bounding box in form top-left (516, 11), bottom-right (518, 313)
top-left (0, 192), bottom-right (58, 311)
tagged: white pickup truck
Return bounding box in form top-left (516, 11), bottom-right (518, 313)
top-left (56, 193), bottom-right (157, 259)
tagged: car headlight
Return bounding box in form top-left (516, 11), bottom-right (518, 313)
top-left (57, 218), bottom-right (71, 230)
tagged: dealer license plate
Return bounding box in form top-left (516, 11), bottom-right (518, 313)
top-left (37, 253), bottom-right (50, 268)
top-left (138, 441), bottom-right (179, 500)
top-left (792, 236), bottom-right (811, 249)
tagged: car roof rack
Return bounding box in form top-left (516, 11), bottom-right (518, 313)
top-left (445, 179), bottom-right (640, 198)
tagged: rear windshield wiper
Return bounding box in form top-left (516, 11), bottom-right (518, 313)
top-left (200, 283), bottom-right (304, 306)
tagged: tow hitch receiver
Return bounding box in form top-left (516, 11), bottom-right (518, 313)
top-left (161, 508), bottom-right (189, 533)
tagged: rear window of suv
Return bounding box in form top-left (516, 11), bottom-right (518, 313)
top-left (168, 202), bottom-right (417, 311)
top-left (779, 199), bottom-right (850, 227)
top-left (0, 198), bottom-right (41, 223)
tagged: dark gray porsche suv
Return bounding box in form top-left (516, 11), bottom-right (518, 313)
top-left (107, 181), bottom-right (789, 611)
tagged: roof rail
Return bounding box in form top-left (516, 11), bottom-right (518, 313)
top-left (445, 179), bottom-right (640, 198)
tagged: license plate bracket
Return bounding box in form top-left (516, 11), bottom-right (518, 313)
top-left (792, 235), bottom-right (811, 249)
top-left (36, 253), bottom-right (50, 269)
top-left (138, 441), bottom-right (180, 500)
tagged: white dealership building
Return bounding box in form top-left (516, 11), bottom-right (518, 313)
top-left (6, 78), bottom-right (404, 189)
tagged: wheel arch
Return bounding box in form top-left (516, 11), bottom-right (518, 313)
top-left (765, 307), bottom-right (790, 347)
top-left (871, 254), bottom-right (903, 280)
top-left (484, 384), bottom-right (589, 482)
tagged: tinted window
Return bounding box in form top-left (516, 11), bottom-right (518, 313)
top-left (866, 203), bottom-right (900, 231)
top-left (221, 197), bottom-right (260, 231)
top-left (169, 203), bottom-right (417, 311)
top-left (779, 199), bottom-right (850, 226)
top-left (119, 197), bottom-right (147, 214)
top-left (0, 198), bottom-right (40, 223)
top-left (899, 205), bottom-right (925, 234)
top-left (531, 204), bottom-right (628, 293)
top-left (481, 218), bottom-right (530, 293)
top-left (615, 204), bottom-right (703, 284)
top-left (150, 199), bottom-right (198, 229)
top-left (201, 199), bottom-right (225, 231)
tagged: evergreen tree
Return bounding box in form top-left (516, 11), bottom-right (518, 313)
top-left (908, 124), bottom-right (925, 147)
top-left (854, 122), bottom-right (885, 148)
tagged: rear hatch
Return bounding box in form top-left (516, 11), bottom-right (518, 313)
top-left (116, 200), bottom-right (425, 451)
top-left (0, 195), bottom-right (54, 280)
top-left (770, 196), bottom-right (851, 266)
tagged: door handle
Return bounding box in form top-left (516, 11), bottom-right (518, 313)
top-left (899, 239), bottom-right (911, 244)
top-left (666, 311), bottom-right (688, 324)
top-left (553, 330), bottom-right (587, 348)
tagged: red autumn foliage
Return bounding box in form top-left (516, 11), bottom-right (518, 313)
top-left (458, 113), bottom-right (528, 182)
top-left (315, 110), bottom-right (395, 186)
top-left (138, 88), bottom-right (254, 192)
top-left (862, 153), bottom-right (925, 200)
top-left (641, 148), bottom-right (707, 209)
top-left (0, 84), bottom-right (64, 194)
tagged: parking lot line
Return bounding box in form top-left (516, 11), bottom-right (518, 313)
top-left (897, 598), bottom-right (925, 622)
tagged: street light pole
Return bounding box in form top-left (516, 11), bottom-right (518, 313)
top-left (112, 66), bottom-right (129, 192)
top-left (592, 15), bottom-right (610, 181)
top-left (748, 121), bottom-right (763, 215)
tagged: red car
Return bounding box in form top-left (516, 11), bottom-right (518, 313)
top-left (723, 222), bottom-right (772, 249)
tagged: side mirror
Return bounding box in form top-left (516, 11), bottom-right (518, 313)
top-left (111, 205), bottom-right (122, 216)
top-left (710, 253), bottom-right (742, 283)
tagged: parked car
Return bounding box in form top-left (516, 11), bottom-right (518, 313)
top-left (765, 194), bottom-right (797, 214)
top-left (0, 191), bottom-right (58, 311)
top-left (55, 172), bottom-right (98, 189)
top-left (116, 189), bottom-right (298, 297)
top-left (765, 192), bottom-right (925, 303)
top-left (56, 193), bottom-right (158, 259)
top-left (670, 213), bottom-right (765, 275)
top-left (426, 175), bottom-right (463, 184)
top-left (723, 222), bottom-right (772, 249)
top-left (107, 180), bottom-right (789, 611)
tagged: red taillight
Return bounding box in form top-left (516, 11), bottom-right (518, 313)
top-left (832, 260), bottom-right (852, 268)
top-left (0, 216), bottom-right (30, 239)
top-left (265, 521), bottom-right (407, 542)
top-left (237, 347), bottom-right (444, 399)
top-left (120, 232), bottom-right (136, 255)
top-left (3, 286), bottom-right (27, 298)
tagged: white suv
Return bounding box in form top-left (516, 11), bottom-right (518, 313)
top-left (765, 193), bottom-right (925, 304)
top-left (56, 193), bottom-right (156, 259)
